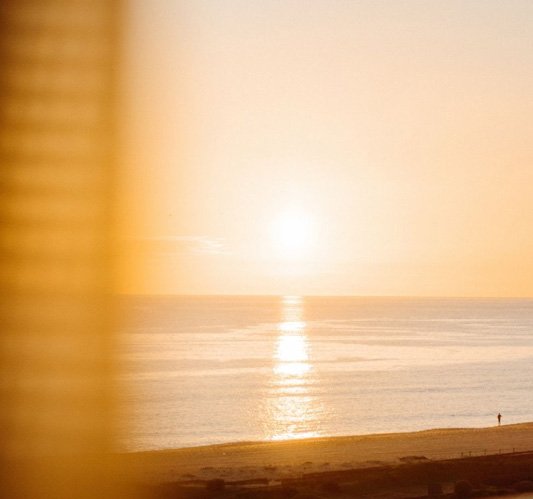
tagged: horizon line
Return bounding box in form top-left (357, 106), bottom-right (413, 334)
top-left (116, 292), bottom-right (533, 299)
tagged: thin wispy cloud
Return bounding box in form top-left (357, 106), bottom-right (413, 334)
top-left (131, 236), bottom-right (229, 256)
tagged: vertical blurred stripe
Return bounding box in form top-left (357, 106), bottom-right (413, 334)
top-left (0, 1), bottom-right (122, 498)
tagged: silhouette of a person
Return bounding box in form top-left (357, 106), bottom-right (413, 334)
top-left (497, 413), bottom-right (502, 425)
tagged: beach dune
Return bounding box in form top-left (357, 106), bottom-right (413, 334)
top-left (126, 422), bottom-right (533, 484)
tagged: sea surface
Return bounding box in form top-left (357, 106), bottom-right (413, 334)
top-left (120, 296), bottom-right (533, 451)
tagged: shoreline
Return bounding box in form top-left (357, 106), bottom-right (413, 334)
top-left (124, 422), bottom-right (533, 484)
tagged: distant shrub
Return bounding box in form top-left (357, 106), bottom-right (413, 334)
top-left (454, 480), bottom-right (473, 498)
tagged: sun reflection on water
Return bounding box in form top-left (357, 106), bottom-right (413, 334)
top-left (275, 334), bottom-right (310, 376)
top-left (266, 296), bottom-right (321, 441)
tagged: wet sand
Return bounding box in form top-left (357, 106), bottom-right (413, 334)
top-left (124, 422), bottom-right (533, 484)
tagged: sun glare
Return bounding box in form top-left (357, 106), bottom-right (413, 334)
top-left (272, 211), bottom-right (314, 259)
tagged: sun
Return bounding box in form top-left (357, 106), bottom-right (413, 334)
top-left (271, 211), bottom-right (314, 259)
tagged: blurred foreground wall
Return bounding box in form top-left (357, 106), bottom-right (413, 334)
top-left (0, 1), bottom-right (122, 498)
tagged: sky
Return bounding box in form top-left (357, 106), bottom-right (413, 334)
top-left (120, 0), bottom-right (533, 296)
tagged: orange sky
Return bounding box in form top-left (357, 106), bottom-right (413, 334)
top-left (120, 0), bottom-right (533, 296)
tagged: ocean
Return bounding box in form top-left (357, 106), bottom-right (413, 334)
top-left (120, 296), bottom-right (533, 451)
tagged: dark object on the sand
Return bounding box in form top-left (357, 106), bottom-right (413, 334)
top-left (498, 413), bottom-right (502, 425)
top-left (319, 480), bottom-right (341, 494)
top-left (454, 480), bottom-right (472, 498)
top-left (399, 455), bottom-right (429, 463)
top-left (513, 480), bottom-right (533, 492)
top-left (427, 481), bottom-right (443, 496)
top-left (206, 479), bottom-right (225, 492)
top-left (228, 478), bottom-right (269, 486)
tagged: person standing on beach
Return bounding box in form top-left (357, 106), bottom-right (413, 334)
top-left (497, 413), bottom-right (502, 425)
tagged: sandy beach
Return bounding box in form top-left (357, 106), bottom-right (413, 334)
top-left (125, 422), bottom-right (533, 484)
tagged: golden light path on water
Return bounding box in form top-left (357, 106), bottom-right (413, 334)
top-left (267, 296), bottom-right (322, 441)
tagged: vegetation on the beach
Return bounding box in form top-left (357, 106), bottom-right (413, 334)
top-left (145, 451), bottom-right (533, 499)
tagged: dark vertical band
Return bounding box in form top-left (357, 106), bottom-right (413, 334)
top-left (0, 1), bottom-right (122, 497)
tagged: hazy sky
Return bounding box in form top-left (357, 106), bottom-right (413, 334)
top-left (121, 0), bottom-right (533, 296)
